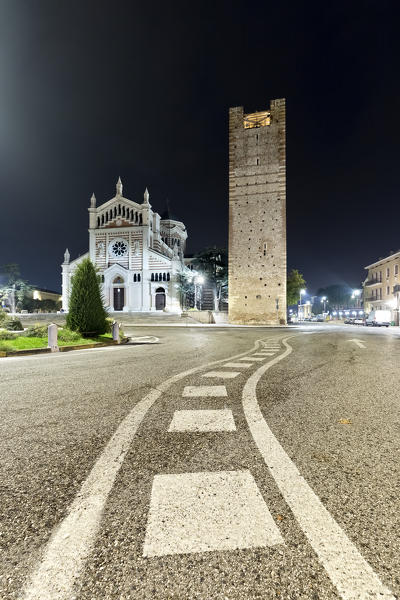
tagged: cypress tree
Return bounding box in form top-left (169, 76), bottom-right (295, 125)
top-left (66, 258), bottom-right (107, 336)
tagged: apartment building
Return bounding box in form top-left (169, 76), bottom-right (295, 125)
top-left (364, 251), bottom-right (400, 324)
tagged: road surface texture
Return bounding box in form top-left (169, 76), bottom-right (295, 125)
top-left (0, 324), bottom-right (399, 600)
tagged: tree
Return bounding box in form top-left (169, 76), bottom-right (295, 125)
top-left (191, 247), bottom-right (228, 311)
top-left (314, 284), bottom-right (358, 310)
top-left (176, 271), bottom-right (195, 309)
top-left (66, 258), bottom-right (107, 336)
top-left (287, 269), bottom-right (306, 306)
top-left (0, 264), bottom-right (32, 312)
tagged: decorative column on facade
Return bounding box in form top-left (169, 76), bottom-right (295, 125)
top-left (88, 193), bottom-right (97, 262)
top-left (61, 248), bottom-right (70, 311)
top-left (141, 187), bottom-right (152, 310)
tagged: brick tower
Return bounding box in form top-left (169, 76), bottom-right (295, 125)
top-left (228, 98), bottom-right (287, 325)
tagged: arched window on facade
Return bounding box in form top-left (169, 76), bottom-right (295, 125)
top-left (167, 273), bottom-right (170, 281)
top-left (97, 217), bottom-right (100, 227)
top-left (118, 204), bottom-right (121, 215)
top-left (114, 207), bottom-right (117, 217)
top-left (113, 276), bottom-right (124, 284)
top-left (151, 273), bottom-right (154, 282)
top-left (122, 206), bottom-right (125, 217)
top-left (138, 274), bottom-right (141, 282)
top-left (139, 213), bottom-right (143, 224)
top-left (155, 273), bottom-right (158, 282)
top-left (105, 213), bottom-right (108, 223)
top-left (163, 273), bottom-right (166, 281)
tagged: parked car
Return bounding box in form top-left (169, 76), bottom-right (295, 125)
top-left (365, 310), bottom-right (390, 327)
top-left (344, 318), bottom-right (354, 324)
top-left (353, 318), bottom-right (364, 325)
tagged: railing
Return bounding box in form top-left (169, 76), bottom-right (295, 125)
top-left (364, 279), bottom-right (382, 286)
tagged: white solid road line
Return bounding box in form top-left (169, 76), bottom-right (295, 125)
top-left (347, 338), bottom-right (366, 348)
top-left (21, 338), bottom-right (271, 600)
top-left (222, 362), bottom-right (253, 368)
top-left (182, 385), bottom-right (228, 397)
top-left (242, 337), bottom-right (395, 600)
top-left (168, 409), bottom-right (236, 432)
top-left (143, 470), bottom-right (283, 557)
top-left (202, 371), bottom-right (241, 379)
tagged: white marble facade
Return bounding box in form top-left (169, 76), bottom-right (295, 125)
top-left (62, 178), bottom-right (188, 312)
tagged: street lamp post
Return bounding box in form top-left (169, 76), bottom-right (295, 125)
top-left (352, 289), bottom-right (361, 308)
top-left (321, 296), bottom-right (327, 313)
top-left (298, 289), bottom-right (306, 320)
top-left (195, 275), bottom-right (204, 310)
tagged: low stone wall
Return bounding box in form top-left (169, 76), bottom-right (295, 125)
top-left (13, 313), bottom-right (67, 327)
top-left (187, 311), bottom-right (229, 324)
top-left (186, 310), bottom-right (214, 324)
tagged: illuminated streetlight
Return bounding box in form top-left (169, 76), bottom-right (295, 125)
top-left (321, 296), bottom-right (328, 313)
top-left (298, 289), bottom-right (306, 320)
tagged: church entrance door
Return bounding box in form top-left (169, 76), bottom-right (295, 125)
top-left (114, 287), bottom-right (125, 311)
top-left (155, 287), bottom-right (166, 310)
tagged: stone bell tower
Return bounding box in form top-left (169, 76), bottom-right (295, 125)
top-left (228, 98), bottom-right (287, 325)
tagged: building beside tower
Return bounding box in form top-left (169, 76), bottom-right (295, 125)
top-left (228, 98), bottom-right (287, 325)
top-left (61, 178), bottom-right (188, 312)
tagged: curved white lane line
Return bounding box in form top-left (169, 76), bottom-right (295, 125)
top-left (243, 336), bottom-right (395, 600)
top-left (22, 336), bottom-right (282, 600)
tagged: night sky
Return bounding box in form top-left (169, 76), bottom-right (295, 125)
top-left (1, 1), bottom-right (399, 294)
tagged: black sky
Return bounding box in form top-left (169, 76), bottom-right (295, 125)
top-left (1, 0), bottom-right (399, 294)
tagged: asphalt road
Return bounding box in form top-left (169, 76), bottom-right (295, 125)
top-left (0, 324), bottom-right (399, 600)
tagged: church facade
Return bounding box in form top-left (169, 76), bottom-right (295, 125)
top-left (62, 178), bottom-right (188, 312)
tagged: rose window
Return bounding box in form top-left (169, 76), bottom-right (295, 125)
top-left (111, 240), bottom-right (128, 257)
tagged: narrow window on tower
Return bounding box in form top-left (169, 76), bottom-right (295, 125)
top-left (256, 157), bottom-right (260, 165)
top-left (263, 242), bottom-right (267, 256)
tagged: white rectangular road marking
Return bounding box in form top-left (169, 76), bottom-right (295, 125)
top-left (182, 385), bottom-right (227, 397)
top-left (143, 470), bottom-right (283, 557)
top-left (253, 352), bottom-right (275, 356)
top-left (168, 409), bottom-right (236, 432)
top-left (222, 362), bottom-right (253, 368)
top-left (238, 357), bottom-right (265, 362)
top-left (202, 371), bottom-right (240, 379)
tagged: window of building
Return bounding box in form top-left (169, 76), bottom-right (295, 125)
top-left (386, 267), bottom-right (390, 278)
top-left (387, 286), bottom-right (390, 295)
top-left (395, 264), bottom-right (399, 276)
top-left (243, 111), bottom-right (271, 129)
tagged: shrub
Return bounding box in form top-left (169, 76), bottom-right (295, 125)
top-left (57, 328), bottom-right (81, 342)
top-left (5, 318), bottom-right (23, 331)
top-left (66, 259), bottom-right (107, 336)
top-left (0, 343), bottom-right (9, 352)
top-left (105, 317), bottom-right (114, 333)
top-left (24, 324), bottom-right (48, 338)
top-left (0, 310), bottom-right (8, 325)
top-left (0, 331), bottom-right (17, 340)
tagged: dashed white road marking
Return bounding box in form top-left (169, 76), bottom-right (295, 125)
top-left (202, 371), bottom-right (240, 379)
top-left (222, 362), bottom-right (253, 368)
top-left (182, 385), bottom-right (227, 397)
top-left (143, 470), bottom-right (283, 557)
top-left (242, 337), bottom-right (395, 600)
top-left (347, 338), bottom-right (366, 349)
top-left (21, 338), bottom-right (269, 600)
top-left (253, 352), bottom-right (275, 356)
top-left (168, 409), bottom-right (236, 432)
top-left (238, 356), bottom-right (265, 362)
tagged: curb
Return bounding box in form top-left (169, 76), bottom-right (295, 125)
top-left (0, 338), bottom-right (127, 358)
